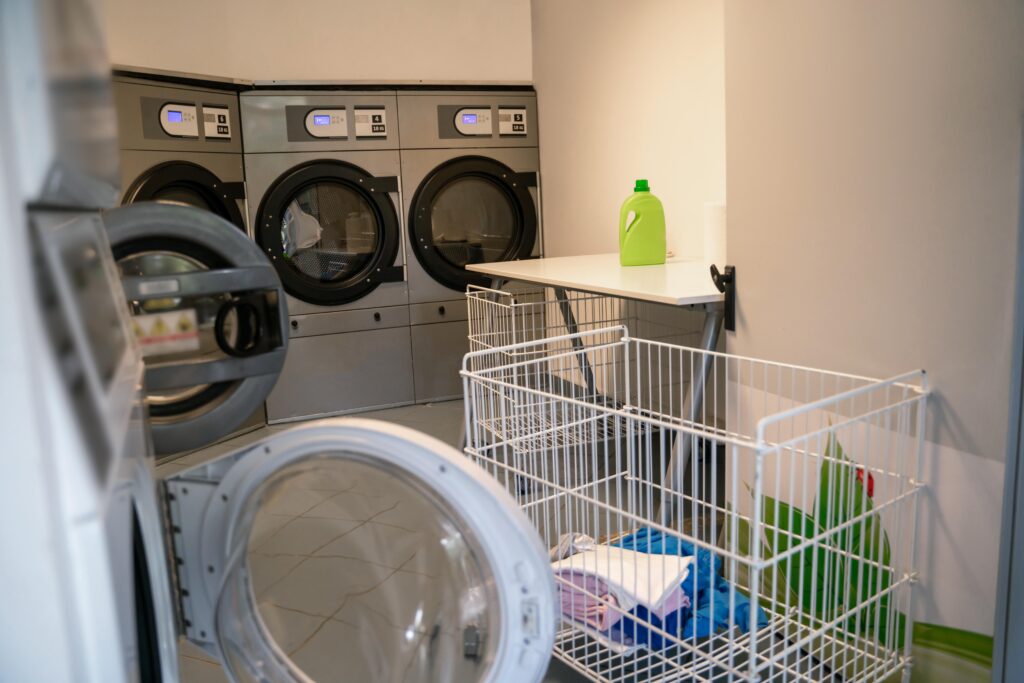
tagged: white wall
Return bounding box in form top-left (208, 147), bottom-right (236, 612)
top-left (103, 0), bottom-right (533, 82)
top-left (724, 0), bottom-right (1024, 637)
top-left (531, 0), bottom-right (725, 259)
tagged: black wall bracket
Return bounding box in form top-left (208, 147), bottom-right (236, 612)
top-left (710, 264), bottom-right (736, 332)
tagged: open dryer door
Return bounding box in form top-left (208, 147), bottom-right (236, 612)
top-left (163, 419), bottom-right (557, 683)
top-left (104, 203), bottom-right (289, 455)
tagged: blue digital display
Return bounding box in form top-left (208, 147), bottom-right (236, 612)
top-left (313, 115), bottom-right (331, 126)
top-left (167, 110), bottom-right (183, 123)
top-left (462, 113), bottom-right (478, 125)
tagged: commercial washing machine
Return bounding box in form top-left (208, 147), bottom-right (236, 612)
top-left (398, 88), bottom-right (542, 402)
top-left (27, 206), bottom-right (558, 683)
top-left (112, 67), bottom-right (267, 451)
top-left (243, 87), bottom-right (415, 422)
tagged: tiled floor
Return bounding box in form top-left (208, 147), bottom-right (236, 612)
top-left (154, 400), bottom-right (466, 480)
top-left (157, 400), bottom-right (586, 682)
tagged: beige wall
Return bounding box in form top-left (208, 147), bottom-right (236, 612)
top-left (725, 0), bottom-right (1023, 462)
top-left (531, 0), bottom-right (725, 259)
top-left (724, 0), bottom-right (1024, 636)
top-left (103, 0), bottom-right (532, 82)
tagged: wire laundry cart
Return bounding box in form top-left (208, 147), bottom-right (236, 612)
top-left (461, 321), bottom-right (927, 683)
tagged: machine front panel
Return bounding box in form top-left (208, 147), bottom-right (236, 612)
top-left (113, 78), bottom-right (243, 153)
top-left (397, 92), bottom-right (537, 149)
top-left (241, 92), bottom-right (400, 153)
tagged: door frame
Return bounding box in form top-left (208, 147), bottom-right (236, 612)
top-left (992, 128), bottom-right (1024, 681)
top-left (123, 160), bottom-right (246, 231)
top-left (407, 155), bottom-right (538, 291)
top-left (254, 159), bottom-right (403, 306)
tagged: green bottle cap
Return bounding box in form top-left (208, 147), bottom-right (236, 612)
top-left (634, 179), bottom-right (650, 192)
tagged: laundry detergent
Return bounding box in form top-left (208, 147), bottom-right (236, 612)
top-left (618, 179), bottom-right (666, 266)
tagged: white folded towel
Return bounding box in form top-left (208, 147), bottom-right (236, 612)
top-left (551, 545), bottom-right (693, 618)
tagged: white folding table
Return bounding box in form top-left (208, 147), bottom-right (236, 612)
top-left (467, 253), bottom-right (732, 521)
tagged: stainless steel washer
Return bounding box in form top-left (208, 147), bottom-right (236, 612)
top-left (242, 88), bottom-right (414, 422)
top-left (112, 67), bottom-right (250, 231)
top-left (398, 89), bottom-right (542, 402)
top-left (112, 68), bottom-right (268, 450)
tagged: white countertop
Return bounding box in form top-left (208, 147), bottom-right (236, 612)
top-left (467, 253), bottom-right (724, 306)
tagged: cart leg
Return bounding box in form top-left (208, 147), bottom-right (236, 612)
top-left (552, 286), bottom-right (597, 396)
top-left (658, 302), bottom-right (725, 526)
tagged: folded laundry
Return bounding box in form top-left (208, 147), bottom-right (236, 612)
top-left (552, 545), bottom-right (693, 619)
top-left (613, 527), bottom-right (769, 648)
top-left (557, 571), bottom-right (622, 631)
top-left (550, 528), bottom-right (769, 653)
top-left (551, 543), bottom-right (695, 655)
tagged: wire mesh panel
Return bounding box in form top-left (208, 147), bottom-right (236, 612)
top-left (468, 285), bottom-right (627, 352)
top-left (466, 284), bottom-right (705, 397)
top-left (462, 327), bottom-right (927, 683)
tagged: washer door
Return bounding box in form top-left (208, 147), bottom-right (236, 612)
top-left (105, 202), bottom-right (288, 456)
top-left (409, 156), bottom-right (537, 292)
top-left (164, 419), bottom-right (556, 683)
top-left (122, 160), bottom-right (246, 231)
top-left (255, 160), bottom-right (403, 306)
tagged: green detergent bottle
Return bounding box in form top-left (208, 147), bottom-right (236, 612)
top-left (619, 179), bottom-right (666, 266)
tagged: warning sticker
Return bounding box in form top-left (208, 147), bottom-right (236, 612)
top-left (132, 309), bottom-right (200, 357)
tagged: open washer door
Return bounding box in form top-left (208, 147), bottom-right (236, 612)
top-left (105, 203), bottom-right (288, 455)
top-left (164, 419), bottom-right (557, 683)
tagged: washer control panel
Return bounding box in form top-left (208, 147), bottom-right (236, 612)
top-left (354, 108), bottom-right (387, 137)
top-left (159, 103), bottom-right (199, 138)
top-left (305, 108), bottom-right (348, 138)
top-left (499, 107), bottom-right (528, 136)
top-left (454, 107), bottom-right (492, 136)
top-left (202, 106), bottom-right (232, 139)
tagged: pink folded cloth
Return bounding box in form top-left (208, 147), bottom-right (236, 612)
top-left (555, 566), bottom-right (693, 631)
top-left (557, 571), bottom-right (623, 631)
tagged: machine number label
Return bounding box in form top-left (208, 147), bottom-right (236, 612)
top-left (499, 108), bottom-right (528, 136)
top-left (355, 108), bottom-right (388, 137)
top-left (202, 106), bottom-right (232, 139)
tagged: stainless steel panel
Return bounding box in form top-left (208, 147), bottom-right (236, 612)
top-left (411, 321), bottom-right (468, 403)
top-left (112, 65), bottom-right (252, 89)
top-left (113, 79), bottom-right (242, 154)
top-left (397, 93), bottom-right (537, 149)
top-left (289, 304), bottom-right (410, 338)
top-left (409, 299), bottom-right (467, 325)
top-left (241, 92), bottom-right (400, 153)
top-left (265, 326), bottom-right (415, 422)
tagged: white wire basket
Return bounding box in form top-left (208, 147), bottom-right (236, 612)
top-left (467, 284), bottom-right (708, 354)
top-left (462, 326), bottom-right (928, 683)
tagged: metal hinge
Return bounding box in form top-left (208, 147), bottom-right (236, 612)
top-left (163, 477), bottom-right (219, 645)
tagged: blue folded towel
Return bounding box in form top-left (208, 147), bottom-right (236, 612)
top-left (608, 527), bottom-right (769, 650)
